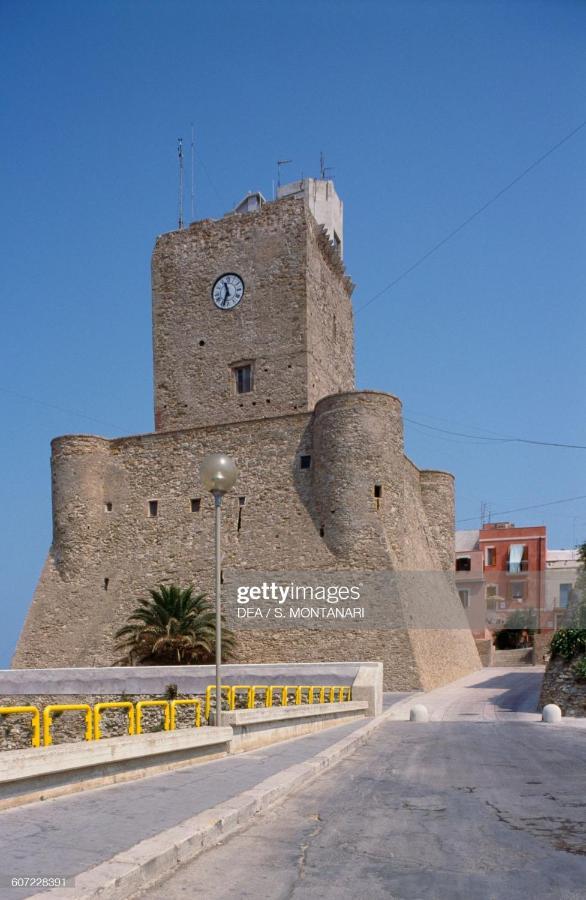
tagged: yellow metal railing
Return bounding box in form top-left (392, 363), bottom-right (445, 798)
top-left (268, 685), bottom-right (288, 707)
top-left (136, 700), bottom-right (170, 735)
top-left (0, 705), bottom-right (41, 748)
top-left (249, 685), bottom-right (271, 708)
top-left (170, 698), bottom-right (202, 729)
top-left (93, 701), bottom-right (136, 740)
top-left (230, 685), bottom-right (254, 710)
top-left (43, 704), bottom-right (92, 747)
top-left (204, 685), bottom-right (234, 721)
top-left (310, 686), bottom-right (326, 704)
top-left (0, 684), bottom-right (353, 749)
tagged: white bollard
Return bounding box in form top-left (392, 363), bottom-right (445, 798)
top-left (410, 704), bottom-right (429, 722)
top-left (542, 704), bottom-right (562, 724)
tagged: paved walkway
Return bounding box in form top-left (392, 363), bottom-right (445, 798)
top-left (140, 668), bottom-right (586, 900)
top-left (386, 666), bottom-right (586, 728)
top-left (0, 695), bottom-right (410, 899)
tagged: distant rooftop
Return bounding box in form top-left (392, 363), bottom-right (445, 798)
top-left (546, 549), bottom-right (579, 564)
top-left (455, 529), bottom-right (480, 552)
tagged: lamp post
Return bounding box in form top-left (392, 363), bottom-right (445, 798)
top-left (199, 453), bottom-right (238, 726)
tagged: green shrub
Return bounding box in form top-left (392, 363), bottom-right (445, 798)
top-left (164, 683), bottom-right (178, 700)
top-left (573, 658), bottom-right (586, 681)
top-left (550, 628), bottom-right (586, 660)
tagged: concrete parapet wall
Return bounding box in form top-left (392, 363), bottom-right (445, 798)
top-left (0, 727), bottom-right (233, 810)
top-left (0, 693), bottom-right (371, 809)
top-left (223, 701), bottom-right (368, 751)
top-left (1, 661), bottom-right (374, 695)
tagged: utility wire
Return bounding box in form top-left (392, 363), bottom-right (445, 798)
top-left (457, 494), bottom-right (586, 525)
top-left (405, 416), bottom-right (586, 450)
top-left (357, 116), bottom-right (586, 313)
top-left (0, 387), bottom-right (123, 431)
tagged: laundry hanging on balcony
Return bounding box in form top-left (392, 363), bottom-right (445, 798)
top-left (508, 544), bottom-right (526, 573)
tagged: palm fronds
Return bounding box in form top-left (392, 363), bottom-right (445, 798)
top-left (114, 584), bottom-right (236, 666)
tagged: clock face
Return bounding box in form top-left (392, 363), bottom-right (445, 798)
top-left (212, 273), bottom-right (245, 310)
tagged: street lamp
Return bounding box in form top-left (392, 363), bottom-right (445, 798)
top-left (199, 453), bottom-right (238, 726)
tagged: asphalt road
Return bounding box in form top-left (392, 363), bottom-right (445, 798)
top-left (141, 670), bottom-right (586, 900)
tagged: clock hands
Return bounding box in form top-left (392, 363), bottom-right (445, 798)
top-left (222, 280), bottom-right (233, 306)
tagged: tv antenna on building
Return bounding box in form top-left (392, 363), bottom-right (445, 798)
top-left (277, 159), bottom-right (292, 189)
top-left (177, 137), bottom-right (184, 230)
top-left (319, 150), bottom-right (334, 180)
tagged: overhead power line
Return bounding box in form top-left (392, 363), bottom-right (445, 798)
top-left (357, 116), bottom-right (586, 313)
top-left (457, 494), bottom-right (586, 525)
top-left (405, 417), bottom-right (586, 451)
top-left (0, 387), bottom-right (123, 430)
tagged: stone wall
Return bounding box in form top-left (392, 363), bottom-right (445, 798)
top-left (14, 392), bottom-right (480, 690)
top-left (14, 187), bottom-right (481, 690)
top-left (475, 638), bottom-right (494, 667)
top-left (539, 654), bottom-right (586, 717)
top-left (152, 198), bottom-right (354, 433)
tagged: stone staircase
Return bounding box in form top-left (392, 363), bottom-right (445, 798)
top-left (493, 648), bottom-right (534, 667)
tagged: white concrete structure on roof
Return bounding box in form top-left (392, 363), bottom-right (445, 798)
top-left (232, 191), bottom-right (267, 214)
top-left (277, 178), bottom-right (343, 256)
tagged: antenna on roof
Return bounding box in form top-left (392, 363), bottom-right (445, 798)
top-left (177, 137), bottom-right (184, 230)
top-left (277, 159), bottom-right (292, 189)
top-left (190, 124), bottom-right (195, 221)
top-left (319, 150), bottom-right (334, 180)
top-left (480, 501), bottom-right (488, 527)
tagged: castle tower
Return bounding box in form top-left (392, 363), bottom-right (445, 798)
top-left (152, 180), bottom-right (354, 432)
top-left (14, 178), bottom-right (481, 689)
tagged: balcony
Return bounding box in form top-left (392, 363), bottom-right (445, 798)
top-left (506, 560), bottom-right (529, 573)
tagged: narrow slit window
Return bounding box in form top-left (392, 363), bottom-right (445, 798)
top-left (191, 498), bottom-right (201, 512)
top-left (104, 577), bottom-right (109, 591)
top-left (239, 496), bottom-right (246, 506)
top-left (105, 501), bottom-right (113, 512)
top-left (374, 484), bottom-right (382, 498)
top-left (148, 500), bottom-right (158, 518)
top-left (234, 364), bottom-right (253, 394)
top-left (237, 507), bottom-right (242, 533)
top-left (300, 455), bottom-right (311, 470)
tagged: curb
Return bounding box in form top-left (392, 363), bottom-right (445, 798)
top-left (30, 707), bottom-right (401, 900)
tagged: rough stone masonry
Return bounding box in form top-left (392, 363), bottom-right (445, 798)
top-left (13, 179), bottom-right (481, 689)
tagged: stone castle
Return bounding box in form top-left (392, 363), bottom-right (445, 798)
top-left (14, 178), bottom-right (481, 689)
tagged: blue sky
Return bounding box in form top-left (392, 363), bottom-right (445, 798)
top-left (1, 0), bottom-right (585, 665)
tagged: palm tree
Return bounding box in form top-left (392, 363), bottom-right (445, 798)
top-left (114, 584), bottom-right (236, 665)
